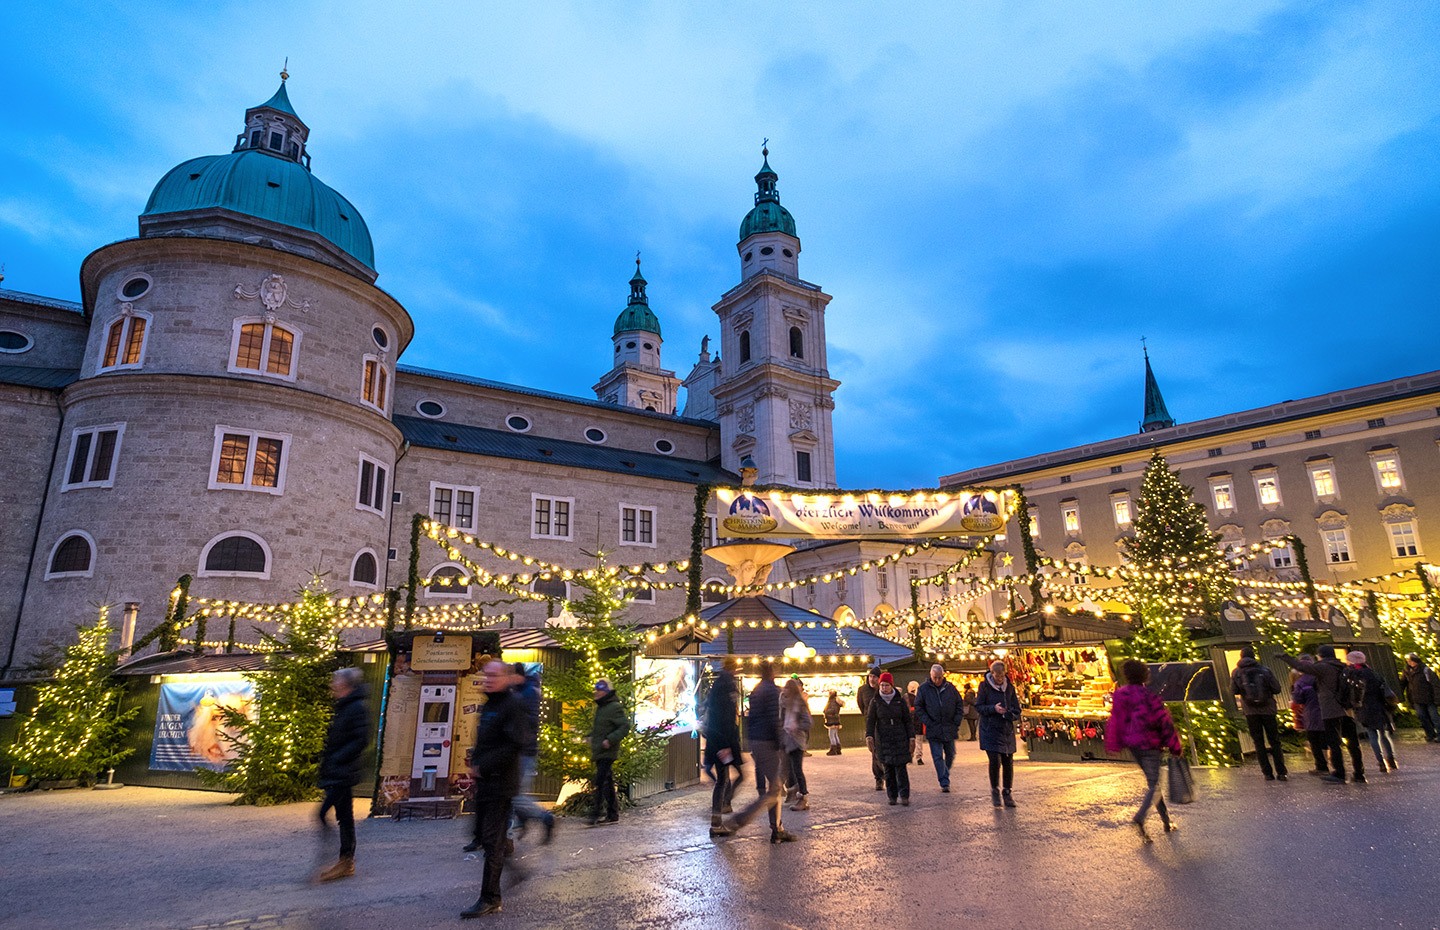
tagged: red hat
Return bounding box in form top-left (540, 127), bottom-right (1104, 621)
top-left (878, 672), bottom-right (894, 685)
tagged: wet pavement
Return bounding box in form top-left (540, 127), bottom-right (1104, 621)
top-left (4, 735), bottom-right (1440, 929)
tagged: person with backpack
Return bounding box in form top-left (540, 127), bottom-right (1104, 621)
top-left (1400, 654), bottom-right (1440, 742)
top-left (1279, 646), bottom-right (1365, 784)
top-left (1290, 657), bottom-right (1332, 776)
top-left (1230, 646), bottom-right (1287, 782)
top-left (1105, 659), bottom-right (1183, 843)
top-left (1348, 651), bottom-right (1399, 773)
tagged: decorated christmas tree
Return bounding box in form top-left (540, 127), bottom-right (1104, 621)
top-left (10, 607), bottom-right (138, 784)
top-left (1121, 451), bottom-right (1231, 661)
top-left (204, 580), bottom-right (341, 804)
top-left (537, 556), bottom-right (671, 811)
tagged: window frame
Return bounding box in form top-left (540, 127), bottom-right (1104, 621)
top-left (1306, 460), bottom-right (1339, 502)
top-left (1369, 450), bottom-right (1406, 495)
top-left (705, 514), bottom-right (719, 548)
top-left (424, 562), bottom-right (472, 600)
top-left (1061, 500), bottom-right (1081, 536)
top-left (208, 426), bottom-right (291, 495)
top-left (1110, 493), bottom-right (1132, 529)
top-left (61, 423), bottom-right (126, 491)
top-left (360, 354), bottom-right (390, 414)
top-left (198, 531), bottom-right (272, 579)
top-left (228, 317), bottom-right (301, 382)
top-left (619, 503), bottom-right (658, 548)
top-left (1252, 469), bottom-right (1282, 508)
top-left (531, 494), bottom-right (575, 541)
top-left (430, 483), bottom-right (481, 531)
top-left (355, 453), bottom-right (389, 516)
top-left (351, 548), bottom-right (380, 588)
top-left (1269, 543), bottom-right (1295, 569)
top-left (795, 450), bottom-right (813, 484)
top-left (45, 530), bottom-right (96, 579)
top-left (1389, 521), bottom-right (1421, 559)
top-left (99, 310), bottom-right (151, 372)
top-left (1209, 477), bottom-right (1235, 514)
top-left (1321, 527), bottom-right (1353, 565)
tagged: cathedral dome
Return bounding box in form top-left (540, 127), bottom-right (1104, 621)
top-left (737, 149), bottom-right (796, 243)
top-left (613, 259), bottom-right (661, 336)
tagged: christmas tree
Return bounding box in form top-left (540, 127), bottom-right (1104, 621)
top-left (537, 556), bottom-right (671, 812)
top-left (203, 580), bottom-right (341, 804)
top-left (10, 607), bottom-right (138, 784)
top-left (1121, 451), bottom-right (1231, 661)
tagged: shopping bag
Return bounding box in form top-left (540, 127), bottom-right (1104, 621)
top-left (1166, 754), bottom-right (1195, 805)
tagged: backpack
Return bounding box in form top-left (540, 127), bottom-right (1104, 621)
top-left (1335, 667), bottom-right (1360, 711)
top-left (1239, 667), bottom-right (1272, 709)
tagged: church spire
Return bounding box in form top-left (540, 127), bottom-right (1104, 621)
top-left (628, 253), bottom-right (648, 306)
top-left (1140, 344), bottom-right (1175, 433)
top-left (754, 142), bottom-right (780, 205)
top-left (234, 68), bottom-right (310, 168)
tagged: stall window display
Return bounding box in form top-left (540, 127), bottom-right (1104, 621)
top-left (635, 657), bottom-right (700, 732)
top-left (1011, 646), bottom-right (1120, 758)
top-left (738, 673), bottom-right (861, 715)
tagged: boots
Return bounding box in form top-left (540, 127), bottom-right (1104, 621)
top-left (1133, 820), bottom-right (1152, 844)
top-left (1002, 790), bottom-right (1016, 808)
top-left (790, 793), bottom-right (809, 811)
top-left (1158, 803), bottom-right (1175, 832)
top-left (991, 788), bottom-right (1002, 808)
top-left (709, 813), bottom-right (733, 838)
top-left (316, 856), bottom-right (355, 882)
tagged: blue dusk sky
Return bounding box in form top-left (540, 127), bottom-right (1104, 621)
top-left (3, 2), bottom-right (1437, 487)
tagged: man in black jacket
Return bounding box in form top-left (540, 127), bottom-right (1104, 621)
top-left (1402, 654), bottom-right (1440, 742)
top-left (462, 660), bottom-right (532, 919)
top-left (316, 667), bottom-right (370, 882)
top-left (915, 664), bottom-right (963, 792)
top-left (725, 661), bottom-right (794, 843)
top-left (1231, 647), bottom-right (1287, 782)
top-left (856, 668), bottom-right (884, 791)
top-left (702, 661), bottom-right (743, 837)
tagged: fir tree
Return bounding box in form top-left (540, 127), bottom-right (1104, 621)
top-left (10, 607), bottom-right (138, 784)
top-left (1252, 598), bottom-right (1303, 656)
top-left (537, 557), bottom-right (671, 811)
top-left (203, 580), bottom-right (341, 805)
top-left (1121, 451), bottom-right (1232, 661)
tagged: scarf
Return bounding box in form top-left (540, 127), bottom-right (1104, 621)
top-left (987, 672), bottom-right (1008, 692)
top-left (879, 689), bottom-right (897, 703)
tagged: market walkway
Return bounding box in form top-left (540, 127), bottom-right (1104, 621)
top-left (3, 736), bottom-right (1439, 929)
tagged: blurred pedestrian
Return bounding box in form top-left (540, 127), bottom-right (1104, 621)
top-left (315, 667), bottom-right (370, 882)
top-left (866, 671), bottom-right (914, 806)
top-left (1290, 656), bottom-right (1331, 775)
top-left (1401, 654), bottom-right (1440, 742)
top-left (703, 661), bottom-right (744, 837)
top-left (782, 678), bottom-right (813, 810)
top-left (1280, 646), bottom-right (1365, 784)
top-left (588, 679), bottom-right (629, 826)
top-left (509, 664), bottom-right (554, 843)
top-left (461, 660), bottom-right (530, 918)
top-left (857, 668), bottom-right (885, 790)
top-left (1105, 659), bottom-right (1182, 843)
top-left (976, 660), bottom-right (1021, 808)
top-left (962, 684), bottom-right (979, 741)
top-left (915, 664), bottom-right (962, 793)
top-left (1230, 646), bottom-right (1288, 782)
top-left (823, 691), bottom-right (843, 755)
top-left (906, 680), bottom-right (926, 765)
top-left (725, 661), bottom-right (796, 843)
top-left (1348, 651), bottom-right (1399, 773)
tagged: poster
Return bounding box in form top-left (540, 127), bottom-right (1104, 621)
top-left (716, 488), bottom-right (1010, 539)
top-left (149, 677), bottom-right (256, 771)
top-left (635, 658), bottom-right (697, 732)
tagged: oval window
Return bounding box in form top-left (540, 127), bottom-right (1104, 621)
top-left (372, 326), bottom-right (389, 349)
top-left (743, 252), bottom-right (753, 261)
top-left (782, 248), bottom-right (793, 257)
top-left (585, 428), bottom-right (607, 444)
top-left (416, 400), bottom-right (445, 418)
top-left (643, 342), bottom-right (653, 350)
top-left (654, 439), bottom-right (675, 454)
top-left (118, 274), bottom-right (151, 300)
top-left (0, 330), bottom-right (32, 353)
top-left (760, 246), bottom-right (774, 256)
top-left (626, 341), bottom-right (637, 349)
top-left (506, 415), bottom-right (531, 432)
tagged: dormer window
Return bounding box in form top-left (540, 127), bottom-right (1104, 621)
top-left (268, 131), bottom-right (283, 151)
top-left (250, 130), bottom-right (261, 148)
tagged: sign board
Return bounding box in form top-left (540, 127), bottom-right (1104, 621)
top-left (150, 676), bottom-right (256, 771)
top-left (716, 488), bottom-right (1010, 540)
top-left (412, 635), bottom-right (474, 670)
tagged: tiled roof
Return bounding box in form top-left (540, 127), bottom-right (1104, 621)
top-left (395, 414), bottom-right (736, 486)
top-left (0, 288), bottom-right (85, 315)
top-left (115, 650), bottom-right (272, 676)
top-left (0, 365), bottom-right (81, 390)
top-left (697, 596), bottom-right (912, 663)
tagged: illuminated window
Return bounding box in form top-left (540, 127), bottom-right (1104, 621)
top-left (1061, 502), bottom-right (1081, 535)
top-left (230, 319), bottom-right (297, 379)
top-left (63, 425), bottom-right (124, 490)
top-left (100, 313), bottom-right (149, 371)
top-left (1028, 515), bottom-right (1040, 539)
top-left (620, 504), bottom-right (656, 546)
top-left (1372, 455), bottom-right (1404, 493)
top-left (209, 427), bottom-right (288, 494)
top-left (1111, 497), bottom-right (1132, 528)
top-left (1254, 472), bottom-right (1281, 507)
top-left (361, 356), bottom-right (389, 411)
top-left (533, 495), bottom-right (574, 540)
top-left (431, 484), bottom-right (479, 530)
top-left (1309, 466), bottom-right (1337, 499)
top-left (1322, 528), bottom-right (1352, 564)
top-left (1210, 479), bottom-right (1234, 512)
top-left (1390, 522), bottom-right (1420, 558)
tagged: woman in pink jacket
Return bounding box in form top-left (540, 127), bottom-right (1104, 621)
top-left (1105, 659), bottom-right (1184, 842)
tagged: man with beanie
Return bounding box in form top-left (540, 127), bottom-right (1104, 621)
top-left (461, 660), bottom-right (531, 918)
top-left (1280, 645), bottom-right (1365, 784)
top-left (914, 663), bottom-right (963, 792)
top-left (1230, 646), bottom-right (1287, 781)
top-left (588, 678), bottom-right (629, 826)
top-left (856, 668), bottom-right (885, 791)
top-left (1401, 654), bottom-right (1440, 742)
top-left (725, 660), bottom-right (795, 843)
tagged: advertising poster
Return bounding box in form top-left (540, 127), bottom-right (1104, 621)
top-left (149, 677), bottom-right (256, 771)
top-left (379, 668), bottom-right (421, 778)
top-left (635, 658), bottom-right (697, 733)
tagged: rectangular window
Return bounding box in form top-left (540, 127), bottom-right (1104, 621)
top-left (231, 320), bottom-right (297, 379)
top-left (1061, 502), bottom-right (1081, 535)
top-left (431, 484), bottom-right (479, 530)
top-left (1367, 417), bottom-right (1386, 429)
top-left (1305, 429), bottom-right (1323, 441)
top-left (362, 357), bottom-right (388, 411)
top-left (620, 505), bottom-right (656, 546)
top-left (1028, 515), bottom-right (1040, 539)
top-left (1390, 522), bottom-right (1420, 558)
top-left (1373, 456), bottom-right (1404, 492)
top-left (705, 515), bottom-right (718, 548)
top-left (1309, 466), bottom-right (1337, 499)
top-left (1322, 528), bottom-right (1352, 564)
top-left (1255, 474), bottom-right (1281, 506)
top-left (629, 586), bottom-right (654, 602)
top-left (795, 451), bottom-right (812, 483)
top-left (63, 425), bottom-right (124, 489)
top-left (1207, 448), bottom-right (1223, 458)
top-left (356, 455), bottom-right (387, 515)
top-left (1110, 465), bottom-right (1123, 475)
top-left (1270, 545), bottom-right (1295, 568)
top-left (1211, 481), bottom-right (1234, 512)
top-left (210, 427), bottom-right (289, 494)
top-left (532, 495), bottom-right (573, 540)
top-left (1251, 440), bottom-right (1267, 451)
top-left (1112, 497), bottom-right (1132, 527)
top-left (1059, 475), bottom-right (1072, 484)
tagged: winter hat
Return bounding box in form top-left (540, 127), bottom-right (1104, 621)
top-left (1346, 650), bottom-right (1367, 666)
top-left (1317, 645), bottom-right (1337, 660)
top-left (594, 679), bottom-right (613, 693)
top-left (879, 672), bottom-right (894, 685)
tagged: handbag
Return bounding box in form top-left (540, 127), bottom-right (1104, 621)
top-left (1166, 754), bottom-right (1195, 805)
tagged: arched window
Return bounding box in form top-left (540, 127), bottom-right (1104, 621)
top-left (739, 330), bottom-right (751, 363)
top-left (200, 533), bottom-right (270, 577)
top-left (230, 319), bottom-right (299, 380)
top-left (426, 564), bottom-right (469, 598)
top-left (701, 578), bottom-right (727, 605)
top-left (101, 312), bottom-right (149, 371)
top-left (47, 533), bottom-right (94, 578)
top-left (789, 326), bottom-right (803, 359)
top-left (532, 577), bottom-right (568, 601)
top-left (352, 550), bottom-right (379, 587)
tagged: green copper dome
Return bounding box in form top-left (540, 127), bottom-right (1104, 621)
top-left (738, 150), bottom-right (796, 243)
top-left (613, 260), bottom-right (661, 336)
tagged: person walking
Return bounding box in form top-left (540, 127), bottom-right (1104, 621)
top-left (461, 660), bottom-right (531, 918)
top-left (508, 664), bottom-right (555, 843)
top-left (782, 679), bottom-right (813, 811)
top-left (1290, 656), bottom-right (1331, 776)
top-left (976, 660), bottom-right (1021, 808)
top-left (1279, 646), bottom-right (1365, 784)
top-left (588, 679), bottom-right (629, 826)
top-left (914, 664), bottom-right (962, 793)
top-left (703, 661), bottom-right (744, 838)
top-left (961, 684), bottom-right (979, 741)
top-left (1348, 651), bottom-right (1399, 773)
top-left (1401, 654), bottom-right (1440, 743)
top-left (857, 668), bottom-right (885, 790)
top-left (726, 661), bottom-right (795, 843)
top-left (866, 672), bottom-right (914, 806)
top-left (1230, 646), bottom-right (1288, 782)
top-left (1105, 659), bottom-right (1182, 843)
top-left (823, 691), bottom-right (843, 755)
top-left (906, 680), bottom-right (926, 765)
top-left (315, 667), bottom-right (370, 882)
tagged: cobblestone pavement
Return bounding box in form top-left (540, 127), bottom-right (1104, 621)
top-left (4, 735), bottom-right (1440, 929)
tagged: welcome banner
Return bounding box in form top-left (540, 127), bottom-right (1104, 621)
top-left (715, 488), bottom-right (1011, 539)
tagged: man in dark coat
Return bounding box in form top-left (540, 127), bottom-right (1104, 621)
top-left (1279, 646), bottom-right (1364, 784)
top-left (462, 660), bottom-right (532, 918)
top-left (1230, 646), bottom-right (1287, 782)
top-left (1401, 654), bottom-right (1440, 742)
top-left (588, 679), bottom-right (629, 826)
top-left (726, 661), bottom-right (795, 843)
top-left (702, 661), bottom-right (743, 837)
top-left (316, 667), bottom-right (370, 882)
top-left (914, 664), bottom-right (963, 792)
top-left (856, 668), bottom-right (884, 791)
top-left (510, 663), bottom-right (555, 842)
top-left (866, 672), bottom-right (914, 805)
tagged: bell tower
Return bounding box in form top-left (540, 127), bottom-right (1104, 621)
top-left (593, 257), bottom-right (678, 414)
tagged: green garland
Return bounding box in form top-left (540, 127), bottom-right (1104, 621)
top-left (909, 579), bottom-right (924, 659)
top-left (405, 513), bottom-right (423, 630)
top-left (134, 573), bottom-right (192, 654)
top-left (1291, 535), bottom-right (1321, 622)
top-left (384, 589), bottom-right (400, 638)
top-left (1012, 486), bottom-right (1044, 608)
top-left (686, 483), bottom-right (711, 615)
top-left (225, 616), bottom-right (237, 655)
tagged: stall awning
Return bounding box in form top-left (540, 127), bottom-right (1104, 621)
top-left (115, 651), bottom-right (272, 677)
top-left (695, 595), bottom-right (913, 664)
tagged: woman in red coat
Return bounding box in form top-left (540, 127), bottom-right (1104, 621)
top-left (1105, 659), bottom-right (1183, 842)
